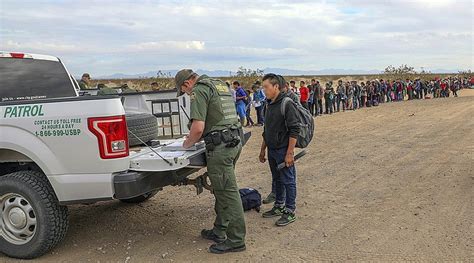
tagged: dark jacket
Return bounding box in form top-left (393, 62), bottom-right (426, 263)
top-left (263, 92), bottom-right (300, 149)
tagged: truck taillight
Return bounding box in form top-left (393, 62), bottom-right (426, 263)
top-left (88, 115), bottom-right (129, 159)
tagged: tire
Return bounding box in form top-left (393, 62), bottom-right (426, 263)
top-left (125, 113), bottom-right (159, 147)
top-left (119, 190), bottom-right (159, 204)
top-left (0, 171), bottom-right (69, 259)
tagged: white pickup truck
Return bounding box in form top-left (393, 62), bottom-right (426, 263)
top-left (0, 52), bottom-right (249, 259)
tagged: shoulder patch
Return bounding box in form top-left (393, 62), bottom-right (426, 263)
top-left (215, 83), bottom-right (229, 93)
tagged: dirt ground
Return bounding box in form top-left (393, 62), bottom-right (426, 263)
top-left (2, 90), bottom-right (473, 262)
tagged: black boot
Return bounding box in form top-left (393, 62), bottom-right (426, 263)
top-left (201, 229), bottom-right (226, 243)
top-left (209, 242), bottom-right (246, 254)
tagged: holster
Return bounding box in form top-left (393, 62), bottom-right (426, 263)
top-left (204, 128), bottom-right (241, 151)
top-left (204, 131), bottom-right (222, 151)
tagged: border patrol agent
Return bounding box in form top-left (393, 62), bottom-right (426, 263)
top-left (175, 69), bottom-right (246, 254)
top-left (78, 73), bottom-right (91, 90)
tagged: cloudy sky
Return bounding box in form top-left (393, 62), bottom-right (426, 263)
top-left (1, 0), bottom-right (472, 76)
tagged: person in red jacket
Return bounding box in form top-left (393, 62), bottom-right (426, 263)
top-left (440, 80), bottom-right (447, 97)
top-left (299, 81), bottom-right (309, 110)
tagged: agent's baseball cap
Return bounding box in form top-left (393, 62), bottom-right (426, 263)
top-left (175, 69), bottom-right (196, 96)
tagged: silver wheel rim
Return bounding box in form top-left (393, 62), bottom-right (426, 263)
top-left (0, 193), bottom-right (37, 245)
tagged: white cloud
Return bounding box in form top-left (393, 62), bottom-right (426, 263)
top-left (3, 40), bottom-right (80, 53)
top-left (409, 0), bottom-right (456, 8)
top-left (128, 41), bottom-right (206, 52)
top-left (225, 46), bottom-right (301, 55)
top-left (327, 36), bottom-right (354, 48)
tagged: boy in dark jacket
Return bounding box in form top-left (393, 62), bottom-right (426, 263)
top-left (259, 73), bottom-right (300, 226)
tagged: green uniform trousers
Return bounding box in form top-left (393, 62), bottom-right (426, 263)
top-left (206, 142), bottom-right (246, 247)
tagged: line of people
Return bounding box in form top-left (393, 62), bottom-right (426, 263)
top-left (293, 77), bottom-right (470, 116)
top-left (230, 77), bottom-right (471, 127)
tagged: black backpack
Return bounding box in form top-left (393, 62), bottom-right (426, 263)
top-left (281, 96), bottom-right (314, 148)
top-left (239, 188), bottom-right (261, 212)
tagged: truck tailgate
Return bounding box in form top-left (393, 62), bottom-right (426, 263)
top-left (128, 131), bottom-right (251, 172)
top-left (129, 138), bottom-right (206, 172)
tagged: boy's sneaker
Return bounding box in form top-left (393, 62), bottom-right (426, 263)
top-left (275, 211), bottom-right (296, 226)
top-left (262, 206), bottom-right (285, 218)
top-left (262, 192), bottom-right (276, 204)
top-left (201, 229), bottom-right (226, 243)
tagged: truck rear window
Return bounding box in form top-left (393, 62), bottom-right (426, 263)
top-left (0, 58), bottom-right (76, 102)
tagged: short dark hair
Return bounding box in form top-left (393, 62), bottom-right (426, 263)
top-left (290, 80), bottom-right (296, 84)
top-left (263, 73), bottom-right (286, 91)
top-left (233, 81), bottom-right (240, 86)
top-left (300, 80), bottom-right (305, 84)
top-left (311, 79), bottom-right (316, 82)
top-left (262, 73), bottom-right (280, 87)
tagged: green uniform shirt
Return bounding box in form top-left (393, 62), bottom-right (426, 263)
top-left (190, 75), bottom-right (240, 136)
top-left (78, 80), bottom-right (89, 90)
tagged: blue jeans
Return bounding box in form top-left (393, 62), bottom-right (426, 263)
top-left (268, 147), bottom-right (297, 212)
top-left (336, 95), bottom-right (346, 111)
top-left (235, 101), bottom-right (246, 122)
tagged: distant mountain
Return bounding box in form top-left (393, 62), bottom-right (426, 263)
top-left (428, 69), bottom-right (463, 74)
top-left (96, 67), bottom-right (462, 79)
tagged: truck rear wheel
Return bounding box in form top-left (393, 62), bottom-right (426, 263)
top-left (0, 171), bottom-right (69, 259)
top-left (119, 189), bottom-right (159, 204)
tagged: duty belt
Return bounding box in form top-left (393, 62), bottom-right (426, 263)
top-left (203, 128), bottom-right (241, 151)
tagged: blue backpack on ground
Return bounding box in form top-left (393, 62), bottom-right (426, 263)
top-left (239, 188), bottom-right (261, 212)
